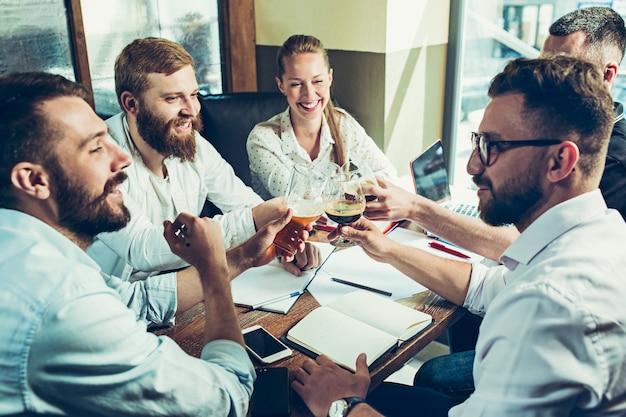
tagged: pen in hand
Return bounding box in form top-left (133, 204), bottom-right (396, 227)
top-left (176, 224), bottom-right (191, 247)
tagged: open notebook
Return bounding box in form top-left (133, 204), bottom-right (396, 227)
top-left (284, 290), bottom-right (432, 371)
top-left (230, 241), bottom-right (335, 313)
top-left (410, 139), bottom-right (479, 218)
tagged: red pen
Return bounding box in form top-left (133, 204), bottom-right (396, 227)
top-left (428, 241), bottom-right (470, 259)
top-left (314, 224), bottom-right (336, 232)
top-left (382, 221), bottom-right (401, 235)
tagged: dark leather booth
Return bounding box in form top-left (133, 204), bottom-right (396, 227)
top-left (198, 92), bottom-right (287, 187)
top-left (197, 91), bottom-right (287, 216)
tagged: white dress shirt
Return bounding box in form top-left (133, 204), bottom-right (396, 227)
top-left (86, 113), bottom-right (262, 325)
top-left (0, 209), bottom-right (255, 417)
top-left (247, 107), bottom-right (398, 199)
top-left (451, 189), bottom-right (626, 416)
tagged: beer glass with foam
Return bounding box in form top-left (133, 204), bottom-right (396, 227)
top-left (273, 164), bottom-right (327, 254)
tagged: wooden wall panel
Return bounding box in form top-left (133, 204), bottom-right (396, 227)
top-left (220, 0), bottom-right (257, 92)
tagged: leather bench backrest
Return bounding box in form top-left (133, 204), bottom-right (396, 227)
top-left (198, 92), bottom-right (287, 187)
top-left (198, 91), bottom-right (287, 217)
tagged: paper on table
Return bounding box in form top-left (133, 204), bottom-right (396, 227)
top-left (309, 226), bottom-right (481, 306)
top-left (310, 246), bottom-right (426, 306)
top-left (231, 241), bottom-right (335, 313)
top-left (308, 225), bottom-right (432, 306)
top-left (389, 227), bottom-right (482, 262)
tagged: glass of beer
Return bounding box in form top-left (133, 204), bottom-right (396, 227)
top-left (325, 168), bottom-right (367, 247)
top-left (273, 164), bottom-right (327, 255)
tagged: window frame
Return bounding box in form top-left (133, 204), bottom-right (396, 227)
top-left (65, 0), bottom-right (257, 108)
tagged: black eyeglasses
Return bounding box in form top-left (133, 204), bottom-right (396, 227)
top-left (470, 132), bottom-right (562, 166)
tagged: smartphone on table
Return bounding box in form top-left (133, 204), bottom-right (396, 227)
top-left (242, 324), bottom-right (292, 364)
top-left (251, 367), bottom-right (291, 417)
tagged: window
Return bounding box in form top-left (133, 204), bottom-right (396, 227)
top-left (81, 0), bottom-right (222, 116)
top-left (449, 0), bottom-right (626, 190)
top-left (0, 0), bottom-right (257, 116)
top-left (0, 0), bottom-right (75, 80)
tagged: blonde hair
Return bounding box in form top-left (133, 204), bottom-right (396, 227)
top-left (277, 34), bottom-right (347, 167)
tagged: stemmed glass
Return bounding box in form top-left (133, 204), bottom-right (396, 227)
top-left (351, 164), bottom-right (379, 202)
top-left (273, 164), bottom-right (328, 255)
top-left (324, 167), bottom-right (367, 247)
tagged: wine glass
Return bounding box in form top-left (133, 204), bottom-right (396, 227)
top-left (324, 168), bottom-right (367, 247)
top-left (351, 164), bottom-right (379, 202)
top-left (273, 164), bottom-right (327, 255)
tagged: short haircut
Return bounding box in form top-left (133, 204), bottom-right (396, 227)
top-left (0, 72), bottom-right (91, 208)
top-left (114, 37), bottom-right (195, 107)
top-left (489, 55), bottom-right (614, 177)
top-left (549, 7), bottom-right (626, 66)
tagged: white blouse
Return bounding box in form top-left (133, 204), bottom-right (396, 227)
top-left (246, 107), bottom-right (397, 199)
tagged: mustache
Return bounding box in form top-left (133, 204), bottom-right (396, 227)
top-left (172, 115), bottom-right (201, 129)
top-left (472, 175), bottom-right (491, 189)
top-left (97, 171), bottom-right (128, 202)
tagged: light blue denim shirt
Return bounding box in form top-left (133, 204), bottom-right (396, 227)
top-left (0, 209), bottom-right (255, 416)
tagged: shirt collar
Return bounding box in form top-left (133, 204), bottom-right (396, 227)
top-left (614, 102), bottom-right (624, 124)
top-left (500, 189), bottom-right (607, 270)
top-left (279, 108), bottom-right (335, 159)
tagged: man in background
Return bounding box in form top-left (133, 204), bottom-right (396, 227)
top-left (293, 55), bottom-right (626, 417)
top-left (363, 6), bottom-right (626, 400)
top-left (366, 6), bottom-right (626, 262)
top-left (87, 37), bottom-right (321, 326)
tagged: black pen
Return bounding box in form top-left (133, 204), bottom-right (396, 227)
top-left (176, 224), bottom-right (190, 247)
top-left (330, 277), bottom-right (392, 297)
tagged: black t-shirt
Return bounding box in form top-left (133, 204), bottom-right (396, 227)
top-left (600, 102), bottom-right (626, 220)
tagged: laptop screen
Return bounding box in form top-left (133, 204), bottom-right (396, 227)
top-left (410, 140), bottom-right (452, 203)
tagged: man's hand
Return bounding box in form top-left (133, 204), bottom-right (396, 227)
top-left (281, 241), bottom-right (322, 276)
top-left (252, 197), bottom-right (288, 230)
top-left (292, 354), bottom-right (371, 417)
top-left (163, 213), bottom-right (228, 278)
top-left (241, 208), bottom-right (294, 268)
top-left (363, 177), bottom-right (417, 221)
top-left (227, 209), bottom-right (301, 279)
top-left (329, 217), bottom-right (395, 263)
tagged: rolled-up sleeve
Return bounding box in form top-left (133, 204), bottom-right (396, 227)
top-left (102, 271), bottom-right (178, 326)
top-left (196, 138), bottom-right (262, 247)
top-left (28, 274), bottom-right (254, 417)
top-left (463, 262), bottom-right (508, 317)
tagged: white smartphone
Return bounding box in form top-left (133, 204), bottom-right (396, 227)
top-left (242, 325), bottom-right (292, 364)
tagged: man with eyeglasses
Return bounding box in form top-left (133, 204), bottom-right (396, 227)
top-left (291, 55), bottom-right (626, 417)
top-left (359, 6), bottom-right (626, 402)
top-left (364, 6), bottom-right (626, 263)
top-left (470, 133), bottom-right (562, 166)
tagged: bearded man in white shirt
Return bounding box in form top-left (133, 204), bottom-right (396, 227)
top-left (87, 37), bottom-right (321, 326)
top-left (291, 55), bottom-right (626, 417)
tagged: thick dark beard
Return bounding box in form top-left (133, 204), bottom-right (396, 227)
top-left (136, 107), bottom-right (201, 162)
top-left (49, 161), bottom-right (131, 241)
top-left (475, 170), bottom-right (544, 227)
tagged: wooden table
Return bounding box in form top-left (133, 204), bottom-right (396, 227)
top-left (157, 227), bottom-right (465, 416)
top-left (157, 288), bottom-right (463, 416)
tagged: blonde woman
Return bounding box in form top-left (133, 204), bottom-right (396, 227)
top-left (247, 34), bottom-right (397, 200)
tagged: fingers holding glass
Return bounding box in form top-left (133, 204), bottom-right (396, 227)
top-left (325, 169), bottom-right (366, 247)
top-left (273, 164), bottom-right (327, 255)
